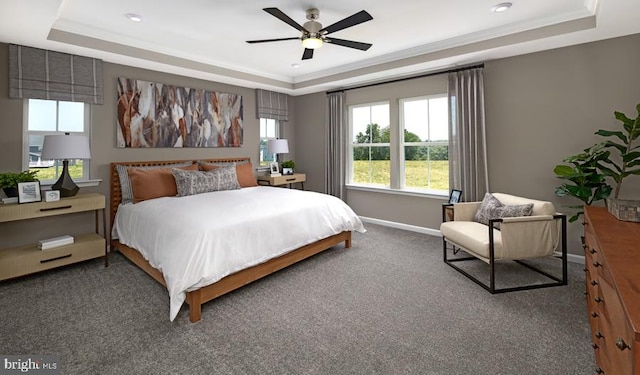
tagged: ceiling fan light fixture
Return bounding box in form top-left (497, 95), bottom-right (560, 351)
top-left (125, 13), bottom-right (143, 22)
top-left (491, 2), bottom-right (512, 12)
top-left (302, 37), bottom-right (323, 49)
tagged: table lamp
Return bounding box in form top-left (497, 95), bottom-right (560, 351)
top-left (41, 133), bottom-right (91, 197)
top-left (267, 138), bottom-right (289, 167)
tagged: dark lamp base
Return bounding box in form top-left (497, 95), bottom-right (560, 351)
top-left (52, 160), bottom-right (79, 197)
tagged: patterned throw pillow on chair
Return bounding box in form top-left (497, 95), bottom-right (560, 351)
top-left (474, 193), bottom-right (533, 228)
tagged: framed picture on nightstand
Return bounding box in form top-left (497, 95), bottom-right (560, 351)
top-left (269, 162), bottom-right (281, 177)
top-left (17, 181), bottom-right (42, 204)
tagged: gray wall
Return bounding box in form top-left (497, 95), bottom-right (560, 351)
top-left (295, 33), bottom-right (640, 255)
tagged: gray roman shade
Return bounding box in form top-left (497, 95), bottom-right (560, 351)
top-left (255, 89), bottom-right (288, 122)
top-left (9, 44), bottom-right (103, 104)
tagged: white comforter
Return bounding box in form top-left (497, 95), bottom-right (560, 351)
top-left (112, 186), bottom-right (365, 321)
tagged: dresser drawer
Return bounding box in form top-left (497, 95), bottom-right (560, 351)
top-left (271, 174), bottom-right (306, 184)
top-left (598, 275), bottom-right (634, 375)
top-left (0, 234), bottom-right (105, 280)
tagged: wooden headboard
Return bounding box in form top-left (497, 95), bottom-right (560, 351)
top-left (109, 157), bottom-right (251, 234)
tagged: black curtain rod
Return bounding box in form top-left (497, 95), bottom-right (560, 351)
top-left (326, 63), bottom-right (485, 94)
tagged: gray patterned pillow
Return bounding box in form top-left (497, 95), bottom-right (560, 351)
top-left (172, 165), bottom-right (241, 197)
top-left (474, 193), bottom-right (503, 225)
top-left (495, 204), bottom-right (534, 219)
top-left (474, 193), bottom-right (534, 228)
top-left (116, 162), bottom-right (194, 205)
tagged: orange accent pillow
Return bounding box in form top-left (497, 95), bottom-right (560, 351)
top-left (201, 162), bottom-right (258, 188)
top-left (128, 163), bottom-right (198, 203)
top-left (200, 164), bottom-right (220, 171)
top-left (235, 162), bottom-right (258, 187)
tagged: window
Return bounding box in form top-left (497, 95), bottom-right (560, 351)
top-left (400, 95), bottom-right (449, 192)
top-left (348, 95), bottom-right (449, 194)
top-left (349, 103), bottom-right (390, 186)
top-left (24, 99), bottom-right (90, 183)
top-left (259, 118), bottom-right (279, 166)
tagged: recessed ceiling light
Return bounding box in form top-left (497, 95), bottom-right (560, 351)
top-left (291, 63), bottom-right (300, 69)
top-left (491, 2), bottom-right (512, 12)
top-left (125, 13), bottom-right (143, 22)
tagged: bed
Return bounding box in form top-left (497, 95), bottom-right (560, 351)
top-left (109, 158), bottom-right (364, 322)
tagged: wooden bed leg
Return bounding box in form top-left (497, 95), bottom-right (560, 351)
top-left (187, 290), bottom-right (202, 323)
top-left (345, 236), bottom-right (352, 248)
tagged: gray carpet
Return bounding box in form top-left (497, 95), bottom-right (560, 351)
top-left (0, 224), bottom-right (594, 374)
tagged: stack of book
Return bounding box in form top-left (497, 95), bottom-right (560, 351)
top-left (38, 235), bottom-right (74, 250)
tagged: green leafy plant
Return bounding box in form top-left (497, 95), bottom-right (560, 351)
top-left (281, 160), bottom-right (295, 169)
top-left (594, 103), bottom-right (640, 199)
top-left (0, 170), bottom-right (39, 189)
top-left (554, 103), bottom-right (640, 222)
top-left (554, 144), bottom-right (612, 222)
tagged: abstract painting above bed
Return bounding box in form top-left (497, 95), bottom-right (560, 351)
top-left (116, 77), bottom-right (243, 148)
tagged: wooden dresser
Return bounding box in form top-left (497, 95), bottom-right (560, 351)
top-left (583, 206), bottom-right (640, 375)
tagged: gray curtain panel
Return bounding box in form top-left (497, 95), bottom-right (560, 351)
top-left (325, 91), bottom-right (347, 200)
top-left (9, 44), bottom-right (103, 104)
top-left (448, 67), bottom-right (489, 202)
top-left (255, 89), bottom-right (289, 121)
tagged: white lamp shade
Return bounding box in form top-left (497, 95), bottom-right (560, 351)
top-left (267, 139), bottom-right (289, 154)
top-left (41, 134), bottom-right (91, 160)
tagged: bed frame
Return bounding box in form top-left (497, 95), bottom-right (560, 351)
top-left (109, 157), bottom-right (351, 322)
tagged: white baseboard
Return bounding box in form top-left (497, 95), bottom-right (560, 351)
top-left (359, 216), bottom-right (442, 237)
top-left (359, 216), bottom-right (585, 264)
top-left (556, 251), bottom-right (584, 264)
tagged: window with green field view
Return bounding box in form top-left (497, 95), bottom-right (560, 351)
top-left (259, 118), bottom-right (279, 166)
top-left (348, 95), bottom-right (449, 193)
top-left (25, 99), bottom-right (90, 182)
top-left (350, 103), bottom-right (390, 186)
top-left (401, 95), bottom-right (449, 192)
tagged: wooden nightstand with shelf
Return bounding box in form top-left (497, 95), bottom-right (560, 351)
top-left (257, 173), bottom-right (306, 189)
top-left (0, 193), bottom-right (107, 281)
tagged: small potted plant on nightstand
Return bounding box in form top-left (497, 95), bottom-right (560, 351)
top-left (281, 160), bottom-right (295, 175)
top-left (0, 170), bottom-right (39, 197)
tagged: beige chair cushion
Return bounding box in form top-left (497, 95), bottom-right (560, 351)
top-left (441, 221), bottom-right (503, 262)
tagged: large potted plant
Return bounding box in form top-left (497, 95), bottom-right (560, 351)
top-left (0, 170), bottom-right (39, 197)
top-left (553, 144), bottom-right (613, 222)
top-left (595, 103), bottom-right (640, 221)
top-left (554, 103), bottom-right (640, 222)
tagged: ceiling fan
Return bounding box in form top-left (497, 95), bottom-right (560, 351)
top-left (246, 7), bottom-right (373, 60)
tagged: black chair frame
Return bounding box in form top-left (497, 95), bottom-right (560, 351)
top-left (441, 204), bottom-right (568, 294)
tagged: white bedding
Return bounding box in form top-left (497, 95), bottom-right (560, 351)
top-left (112, 186), bottom-right (365, 321)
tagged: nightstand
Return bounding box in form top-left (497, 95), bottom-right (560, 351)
top-left (257, 173), bottom-right (306, 189)
top-left (0, 193), bottom-right (107, 281)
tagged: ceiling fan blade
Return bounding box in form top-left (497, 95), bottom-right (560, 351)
top-left (263, 7), bottom-right (309, 33)
top-left (302, 48), bottom-right (314, 60)
top-left (319, 10), bottom-right (373, 35)
top-left (326, 37), bottom-right (372, 51)
top-left (246, 37), bottom-right (300, 44)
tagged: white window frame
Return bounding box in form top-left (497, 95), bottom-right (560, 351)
top-left (399, 94), bottom-right (449, 193)
top-left (347, 95), bottom-right (449, 197)
top-left (259, 118), bottom-right (280, 167)
top-left (347, 101), bottom-right (391, 187)
top-left (23, 99), bottom-right (92, 185)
